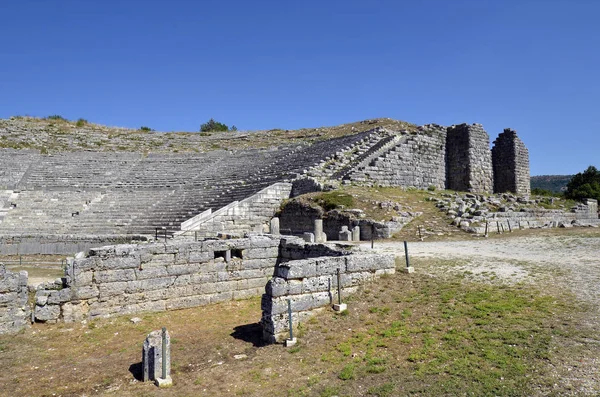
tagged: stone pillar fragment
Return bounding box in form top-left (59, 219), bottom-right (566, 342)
top-left (314, 219), bottom-right (324, 243)
top-left (270, 217), bottom-right (280, 235)
top-left (142, 329), bottom-right (171, 383)
top-left (352, 226), bottom-right (360, 241)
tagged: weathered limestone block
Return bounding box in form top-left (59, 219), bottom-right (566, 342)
top-left (242, 247), bottom-right (279, 260)
top-left (35, 304), bottom-right (61, 322)
top-left (275, 259), bottom-right (318, 279)
top-left (302, 232), bottom-right (315, 243)
top-left (270, 217), bottom-right (280, 235)
top-left (94, 269), bottom-right (137, 283)
top-left (62, 300), bottom-right (89, 322)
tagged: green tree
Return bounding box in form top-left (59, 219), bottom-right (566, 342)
top-left (200, 118), bottom-right (230, 132)
top-left (565, 166), bottom-right (600, 201)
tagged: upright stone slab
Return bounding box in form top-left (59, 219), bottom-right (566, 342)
top-left (446, 123), bottom-right (493, 193)
top-left (314, 219), bottom-right (324, 243)
top-left (270, 217), bottom-right (280, 235)
top-left (491, 129), bottom-right (530, 195)
top-left (338, 226), bottom-right (352, 241)
top-left (142, 329), bottom-right (171, 383)
top-left (352, 226), bottom-right (360, 241)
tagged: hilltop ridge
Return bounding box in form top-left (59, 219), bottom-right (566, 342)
top-left (0, 116), bottom-right (418, 153)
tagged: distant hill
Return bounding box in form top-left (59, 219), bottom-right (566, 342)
top-left (531, 175), bottom-right (573, 193)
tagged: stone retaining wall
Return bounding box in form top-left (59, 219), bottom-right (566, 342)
top-left (34, 236), bottom-right (282, 322)
top-left (0, 265), bottom-right (30, 334)
top-left (261, 238), bottom-right (395, 342)
top-left (32, 235), bottom-right (391, 327)
top-left (349, 127), bottom-right (447, 189)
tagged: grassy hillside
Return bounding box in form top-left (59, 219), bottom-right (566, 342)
top-left (0, 116), bottom-right (418, 153)
top-left (530, 175), bottom-right (572, 193)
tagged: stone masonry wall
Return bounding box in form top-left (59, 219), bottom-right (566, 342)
top-left (34, 236), bottom-right (283, 322)
top-left (0, 265), bottom-right (30, 334)
top-left (349, 126), bottom-right (447, 189)
top-left (446, 124), bottom-right (494, 193)
top-left (492, 129), bottom-right (530, 195)
top-left (261, 238), bottom-right (395, 342)
top-left (33, 235), bottom-right (392, 326)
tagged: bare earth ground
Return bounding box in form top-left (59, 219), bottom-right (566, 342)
top-left (1, 230), bottom-right (600, 396)
top-left (362, 230), bottom-right (600, 395)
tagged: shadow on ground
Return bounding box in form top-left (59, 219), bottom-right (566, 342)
top-left (231, 322), bottom-right (267, 347)
top-left (129, 362), bottom-right (143, 381)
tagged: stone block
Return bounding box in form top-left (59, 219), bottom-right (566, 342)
top-left (94, 269), bottom-right (136, 283)
top-left (275, 259), bottom-right (317, 279)
top-left (135, 266), bottom-right (168, 280)
top-left (47, 288), bottom-right (72, 305)
top-left (98, 281), bottom-right (128, 298)
top-left (62, 301), bottom-right (89, 322)
top-left (35, 304), bottom-right (61, 322)
top-left (242, 247), bottom-right (279, 260)
top-left (302, 232), bottom-right (315, 243)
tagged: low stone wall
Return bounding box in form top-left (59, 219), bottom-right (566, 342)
top-left (0, 234), bottom-right (148, 255)
top-left (0, 265), bottom-right (30, 334)
top-left (32, 234), bottom-right (392, 327)
top-left (261, 239), bottom-right (395, 342)
top-left (34, 236), bottom-right (282, 322)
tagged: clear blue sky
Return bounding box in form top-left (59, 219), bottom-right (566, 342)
top-left (1, 0), bottom-right (598, 175)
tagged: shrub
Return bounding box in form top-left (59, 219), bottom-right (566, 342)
top-left (139, 126), bottom-right (153, 132)
top-left (76, 118), bottom-right (88, 127)
top-left (200, 118), bottom-right (229, 132)
top-left (47, 115), bottom-right (67, 121)
top-left (565, 166), bottom-right (600, 202)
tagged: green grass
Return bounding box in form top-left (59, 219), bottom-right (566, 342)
top-left (312, 272), bottom-right (576, 396)
top-left (313, 191), bottom-right (355, 211)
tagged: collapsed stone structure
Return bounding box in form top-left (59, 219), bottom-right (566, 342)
top-left (434, 194), bottom-right (600, 233)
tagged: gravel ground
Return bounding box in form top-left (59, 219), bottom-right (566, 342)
top-left (360, 234), bottom-right (600, 395)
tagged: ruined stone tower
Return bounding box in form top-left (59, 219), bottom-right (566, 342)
top-left (491, 128), bottom-right (530, 195)
top-left (445, 123), bottom-right (494, 193)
